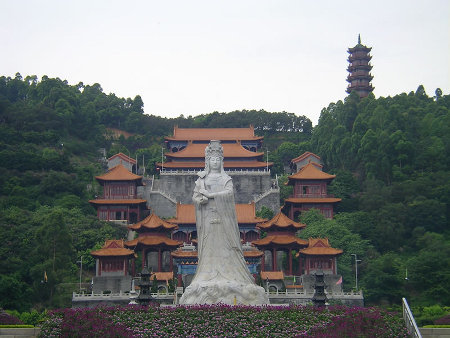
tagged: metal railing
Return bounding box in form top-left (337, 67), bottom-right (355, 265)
top-left (402, 297), bottom-right (422, 338)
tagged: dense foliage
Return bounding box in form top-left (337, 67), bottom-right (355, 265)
top-left (39, 304), bottom-right (408, 337)
top-left (309, 89), bottom-right (450, 306)
top-left (0, 73), bottom-right (448, 313)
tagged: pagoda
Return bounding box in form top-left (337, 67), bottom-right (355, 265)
top-left (252, 211), bottom-right (308, 276)
top-left (158, 126), bottom-right (271, 172)
top-left (167, 202), bottom-right (266, 244)
top-left (90, 239), bottom-right (136, 293)
top-left (283, 160), bottom-right (341, 219)
top-left (298, 238), bottom-right (343, 275)
top-left (125, 213), bottom-right (182, 277)
top-left (89, 163), bottom-right (148, 224)
top-left (346, 34), bottom-right (374, 98)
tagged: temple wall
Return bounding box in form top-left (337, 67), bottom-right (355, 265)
top-left (145, 172), bottom-right (280, 217)
top-left (146, 191), bottom-right (177, 218)
top-left (255, 189), bottom-right (280, 214)
top-left (92, 276), bottom-right (132, 293)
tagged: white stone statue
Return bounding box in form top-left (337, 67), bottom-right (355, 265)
top-left (179, 140), bottom-right (269, 305)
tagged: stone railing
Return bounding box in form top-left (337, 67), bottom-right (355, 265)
top-left (265, 289), bottom-right (363, 297)
top-left (73, 291), bottom-right (175, 299)
top-left (108, 220), bottom-right (128, 227)
top-left (160, 169), bottom-right (270, 176)
top-left (253, 188), bottom-right (280, 203)
top-left (150, 190), bottom-right (177, 204)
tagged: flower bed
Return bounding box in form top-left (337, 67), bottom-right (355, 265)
top-left (39, 304), bottom-right (408, 337)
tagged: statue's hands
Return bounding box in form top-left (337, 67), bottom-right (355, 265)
top-left (199, 189), bottom-right (212, 199)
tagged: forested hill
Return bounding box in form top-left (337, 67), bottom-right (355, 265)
top-left (0, 74), bottom-right (448, 311)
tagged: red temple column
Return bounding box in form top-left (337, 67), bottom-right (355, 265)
top-left (272, 248), bottom-right (277, 271)
top-left (288, 249), bottom-right (293, 276)
top-left (299, 255), bottom-right (303, 275)
top-left (169, 255), bottom-right (173, 271)
top-left (158, 248), bottom-right (162, 272)
top-left (177, 273), bottom-right (183, 287)
top-left (261, 253), bottom-right (265, 272)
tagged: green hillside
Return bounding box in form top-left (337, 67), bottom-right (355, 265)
top-left (0, 73), bottom-right (448, 311)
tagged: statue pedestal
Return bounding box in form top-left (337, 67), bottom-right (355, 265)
top-left (180, 280), bottom-right (269, 305)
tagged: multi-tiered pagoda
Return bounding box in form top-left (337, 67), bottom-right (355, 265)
top-left (89, 164), bottom-right (148, 224)
top-left (283, 153), bottom-right (341, 219)
top-left (346, 34), bottom-right (374, 98)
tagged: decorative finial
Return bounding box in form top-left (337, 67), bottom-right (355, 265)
top-left (358, 34), bottom-right (361, 45)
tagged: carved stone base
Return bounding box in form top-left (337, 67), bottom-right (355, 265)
top-left (179, 280), bottom-right (269, 305)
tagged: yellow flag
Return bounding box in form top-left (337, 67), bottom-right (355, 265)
top-left (44, 271), bottom-right (48, 282)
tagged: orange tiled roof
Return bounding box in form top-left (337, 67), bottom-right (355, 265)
top-left (171, 250), bottom-right (198, 258)
top-left (287, 162), bottom-right (335, 182)
top-left (171, 249), bottom-right (263, 258)
top-left (252, 235), bottom-right (308, 247)
top-left (260, 271), bottom-right (284, 280)
top-left (168, 202), bottom-right (266, 224)
top-left (125, 235), bottom-right (182, 248)
top-left (284, 197), bottom-right (342, 204)
top-left (165, 143), bottom-right (263, 159)
top-left (91, 240), bottom-right (135, 257)
top-left (299, 238), bottom-right (343, 256)
top-left (243, 250), bottom-right (264, 258)
top-left (291, 151), bottom-right (321, 164)
top-left (91, 248), bottom-right (135, 257)
top-left (128, 213), bottom-right (178, 231)
top-left (89, 199), bottom-right (147, 205)
top-left (157, 161), bottom-right (272, 168)
top-left (95, 164), bottom-right (143, 181)
top-left (150, 272), bottom-right (174, 281)
top-left (166, 126), bottom-right (263, 141)
top-left (108, 152), bottom-right (137, 164)
top-left (257, 211), bottom-right (305, 230)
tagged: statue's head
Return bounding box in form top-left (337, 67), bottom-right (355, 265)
top-left (204, 140), bottom-right (224, 174)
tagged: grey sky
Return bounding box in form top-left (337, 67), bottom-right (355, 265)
top-left (1, 0), bottom-right (448, 125)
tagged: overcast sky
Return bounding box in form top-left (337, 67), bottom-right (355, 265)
top-left (1, 0), bottom-right (448, 125)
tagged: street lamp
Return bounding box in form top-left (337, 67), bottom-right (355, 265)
top-left (351, 254), bottom-right (361, 291)
top-left (77, 256), bottom-right (83, 294)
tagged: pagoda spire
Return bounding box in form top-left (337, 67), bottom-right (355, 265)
top-left (346, 36), bottom-right (374, 98)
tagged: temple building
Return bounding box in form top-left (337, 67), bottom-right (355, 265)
top-left (158, 126), bottom-right (270, 172)
top-left (90, 240), bottom-right (135, 293)
top-left (107, 152), bottom-right (137, 172)
top-left (125, 213), bottom-right (182, 274)
top-left (89, 164), bottom-right (148, 225)
top-left (252, 211), bottom-right (308, 276)
top-left (283, 155), bottom-right (341, 219)
top-left (290, 151), bottom-right (322, 174)
top-left (298, 238), bottom-right (343, 275)
top-left (346, 34), bottom-right (374, 98)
